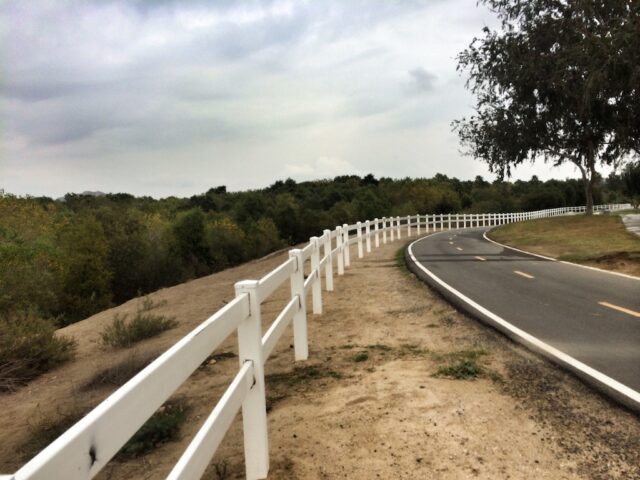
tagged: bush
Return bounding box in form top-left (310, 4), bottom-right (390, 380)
top-left (24, 403), bottom-right (88, 459)
top-left (81, 349), bottom-right (159, 391)
top-left (100, 312), bottom-right (177, 349)
top-left (118, 398), bottom-right (189, 457)
top-left (0, 312), bottom-right (76, 391)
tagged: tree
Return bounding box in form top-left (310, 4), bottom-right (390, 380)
top-left (454, 0), bottom-right (640, 214)
top-left (621, 160), bottom-right (640, 208)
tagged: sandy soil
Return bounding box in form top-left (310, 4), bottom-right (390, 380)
top-left (1, 238), bottom-right (639, 479)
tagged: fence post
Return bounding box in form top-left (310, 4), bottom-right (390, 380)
top-left (356, 221), bottom-right (364, 258)
top-left (310, 237), bottom-right (322, 315)
top-left (396, 216), bottom-right (401, 239)
top-left (234, 280), bottom-right (269, 480)
top-left (390, 217), bottom-right (395, 241)
top-left (373, 218), bottom-right (380, 247)
top-left (365, 220), bottom-right (371, 253)
top-left (336, 226), bottom-right (344, 275)
top-left (342, 224), bottom-right (350, 268)
top-left (322, 229), bottom-right (333, 292)
top-left (382, 217), bottom-right (388, 243)
top-left (407, 215), bottom-right (411, 237)
top-left (287, 249), bottom-right (308, 360)
top-left (425, 214), bottom-right (429, 233)
top-left (416, 215), bottom-right (421, 235)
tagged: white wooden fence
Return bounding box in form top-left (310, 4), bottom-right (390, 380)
top-left (3, 203), bottom-right (631, 480)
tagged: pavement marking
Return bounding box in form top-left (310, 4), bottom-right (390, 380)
top-left (598, 301), bottom-right (640, 318)
top-left (449, 241), bottom-right (454, 245)
top-left (483, 231), bottom-right (640, 281)
top-left (456, 247), bottom-right (463, 251)
top-left (514, 270), bottom-right (534, 279)
top-left (475, 256), bottom-right (486, 261)
top-left (407, 233), bottom-right (640, 412)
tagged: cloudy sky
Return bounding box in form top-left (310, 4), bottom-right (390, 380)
top-left (1, 0), bottom-right (583, 198)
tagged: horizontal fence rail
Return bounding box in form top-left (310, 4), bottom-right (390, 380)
top-left (4, 202), bottom-right (631, 480)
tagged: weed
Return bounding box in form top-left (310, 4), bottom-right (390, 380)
top-left (441, 315), bottom-right (456, 327)
top-left (394, 247), bottom-right (408, 272)
top-left (398, 344), bottom-right (428, 357)
top-left (81, 350), bottom-right (158, 391)
top-left (214, 460), bottom-right (229, 480)
top-left (24, 403), bottom-right (88, 459)
top-left (100, 312), bottom-right (177, 349)
top-left (351, 352), bottom-right (369, 362)
top-left (139, 295), bottom-right (167, 312)
top-left (366, 344), bottom-right (392, 352)
top-left (0, 311), bottom-right (76, 391)
top-left (431, 348), bottom-right (489, 380)
top-left (434, 359), bottom-right (482, 380)
top-left (118, 398), bottom-right (189, 458)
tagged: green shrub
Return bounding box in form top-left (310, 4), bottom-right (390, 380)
top-left (100, 312), bottom-right (177, 349)
top-left (24, 403), bottom-right (88, 459)
top-left (81, 350), bottom-right (159, 391)
top-left (0, 312), bottom-right (76, 391)
top-left (351, 352), bottom-right (369, 362)
top-left (434, 359), bottom-right (482, 380)
top-left (119, 398), bottom-right (189, 457)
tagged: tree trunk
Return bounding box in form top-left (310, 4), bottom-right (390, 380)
top-left (575, 161), bottom-right (594, 215)
top-left (584, 180), bottom-right (594, 215)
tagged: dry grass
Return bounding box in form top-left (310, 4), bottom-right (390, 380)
top-left (488, 214), bottom-right (640, 273)
top-left (0, 312), bottom-right (76, 392)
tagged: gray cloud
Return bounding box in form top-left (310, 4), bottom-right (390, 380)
top-left (2, 0), bottom-right (568, 199)
top-left (408, 67), bottom-right (437, 94)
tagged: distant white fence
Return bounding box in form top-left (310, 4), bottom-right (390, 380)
top-left (3, 203), bottom-right (630, 480)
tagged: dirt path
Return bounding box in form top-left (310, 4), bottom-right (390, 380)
top-left (1, 238), bottom-right (639, 479)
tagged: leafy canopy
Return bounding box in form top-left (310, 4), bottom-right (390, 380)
top-left (454, 0), bottom-right (640, 210)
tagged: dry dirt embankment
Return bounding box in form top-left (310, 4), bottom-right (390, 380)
top-left (1, 238), bottom-right (639, 479)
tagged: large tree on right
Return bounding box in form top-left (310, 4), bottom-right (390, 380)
top-left (453, 0), bottom-right (640, 214)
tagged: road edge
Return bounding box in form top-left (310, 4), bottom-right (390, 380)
top-left (482, 230), bottom-right (640, 282)
top-left (404, 234), bottom-right (640, 415)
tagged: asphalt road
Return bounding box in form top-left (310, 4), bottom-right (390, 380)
top-left (406, 228), bottom-right (640, 407)
top-left (623, 213), bottom-right (640, 237)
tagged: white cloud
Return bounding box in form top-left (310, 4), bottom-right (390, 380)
top-left (0, 0), bottom-right (576, 198)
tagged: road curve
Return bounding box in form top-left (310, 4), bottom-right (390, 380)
top-left (405, 228), bottom-right (640, 412)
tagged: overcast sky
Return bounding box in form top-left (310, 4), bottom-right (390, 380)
top-left (1, 0), bottom-right (585, 198)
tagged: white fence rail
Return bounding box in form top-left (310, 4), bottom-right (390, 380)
top-left (4, 203), bottom-right (631, 480)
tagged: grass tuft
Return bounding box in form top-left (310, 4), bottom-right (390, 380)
top-left (431, 348), bottom-right (488, 380)
top-left (434, 359), bottom-right (482, 380)
top-left (24, 403), bottom-right (88, 459)
top-left (118, 398), bottom-right (189, 458)
top-left (0, 312), bottom-right (76, 392)
top-left (81, 350), bottom-right (158, 391)
top-left (351, 352), bottom-right (369, 362)
top-left (101, 312), bottom-right (177, 349)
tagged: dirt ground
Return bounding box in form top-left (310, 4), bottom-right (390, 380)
top-left (1, 237), bottom-right (639, 479)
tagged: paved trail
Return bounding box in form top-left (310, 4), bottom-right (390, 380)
top-left (407, 228), bottom-right (640, 409)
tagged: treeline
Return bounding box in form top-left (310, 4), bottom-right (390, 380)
top-left (0, 173), bottom-right (630, 327)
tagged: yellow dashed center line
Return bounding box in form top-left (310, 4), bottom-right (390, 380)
top-left (456, 247), bottom-right (463, 251)
top-left (598, 301), bottom-right (640, 318)
top-left (514, 270), bottom-right (534, 279)
top-left (475, 256), bottom-right (486, 261)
